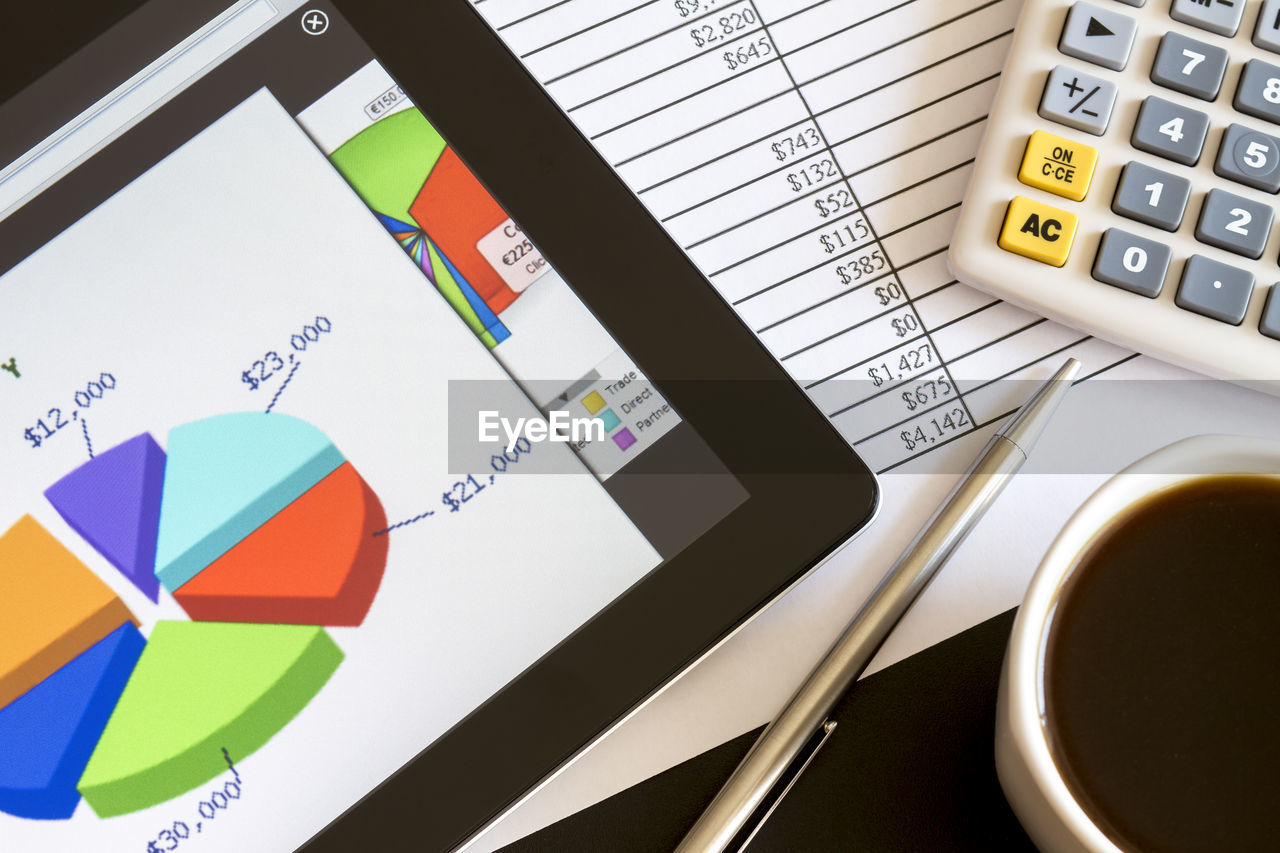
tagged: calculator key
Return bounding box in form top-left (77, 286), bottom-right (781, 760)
top-left (1112, 161), bottom-right (1191, 230)
top-left (1260, 286), bottom-right (1280, 339)
top-left (1195, 188), bottom-right (1274, 259)
top-left (1018, 130), bottom-right (1098, 201)
top-left (1255, 0), bottom-right (1280, 53)
top-left (1059, 2), bottom-right (1137, 71)
top-left (1214, 123), bottom-right (1280, 193)
top-left (1150, 32), bottom-right (1228, 101)
top-left (999, 196), bottom-right (1079, 267)
top-left (1131, 96), bottom-right (1209, 165)
top-left (1177, 255), bottom-right (1254, 324)
top-left (1092, 228), bottom-right (1171, 297)
top-left (1234, 59), bottom-right (1280, 125)
top-left (1170, 0), bottom-right (1245, 37)
top-left (1040, 66), bottom-right (1118, 136)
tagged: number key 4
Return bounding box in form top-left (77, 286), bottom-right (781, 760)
top-left (1132, 96), bottom-right (1209, 166)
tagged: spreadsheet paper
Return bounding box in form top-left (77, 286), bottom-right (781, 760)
top-left (471, 0), bottom-right (1138, 474)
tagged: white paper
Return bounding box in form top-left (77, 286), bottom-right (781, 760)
top-left (462, 1), bottom-right (1280, 849)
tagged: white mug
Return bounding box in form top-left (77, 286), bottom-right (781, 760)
top-left (994, 434), bottom-right (1280, 852)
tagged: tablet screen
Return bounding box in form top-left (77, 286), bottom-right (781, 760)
top-left (0, 3), bottom-right (745, 849)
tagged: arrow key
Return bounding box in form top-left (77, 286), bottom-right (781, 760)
top-left (1059, 2), bottom-right (1137, 71)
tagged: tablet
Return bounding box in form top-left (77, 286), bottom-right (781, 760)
top-left (0, 2), bottom-right (878, 850)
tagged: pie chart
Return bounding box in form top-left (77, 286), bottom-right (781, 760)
top-left (0, 413), bottom-right (387, 819)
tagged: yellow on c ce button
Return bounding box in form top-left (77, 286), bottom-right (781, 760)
top-left (998, 196), bottom-right (1078, 267)
top-left (1018, 130), bottom-right (1097, 201)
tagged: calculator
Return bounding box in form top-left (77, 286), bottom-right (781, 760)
top-left (950, 0), bottom-right (1280, 385)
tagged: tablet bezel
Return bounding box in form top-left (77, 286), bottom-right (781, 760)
top-left (309, 3), bottom-right (878, 848)
top-left (0, 3), bottom-right (880, 849)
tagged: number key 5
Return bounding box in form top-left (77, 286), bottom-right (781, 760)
top-left (1215, 124), bottom-right (1280, 193)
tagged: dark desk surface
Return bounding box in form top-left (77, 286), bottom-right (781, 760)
top-left (501, 609), bottom-right (1038, 852)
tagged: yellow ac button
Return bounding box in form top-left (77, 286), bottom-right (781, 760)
top-left (998, 196), bottom-right (1078, 267)
top-left (1018, 130), bottom-right (1097, 202)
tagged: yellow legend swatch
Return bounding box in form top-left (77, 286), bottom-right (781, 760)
top-left (998, 196), bottom-right (1079, 267)
top-left (0, 515), bottom-right (135, 709)
top-left (1018, 130), bottom-right (1098, 202)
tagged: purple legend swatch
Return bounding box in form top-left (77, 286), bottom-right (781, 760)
top-left (612, 428), bottom-right (637, 451)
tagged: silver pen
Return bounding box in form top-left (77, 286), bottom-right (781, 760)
top-left (675, 357), bottom-right (1082, 853)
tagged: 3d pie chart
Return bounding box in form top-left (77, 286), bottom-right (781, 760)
top-left (0, 413), bottom-right (387, 820)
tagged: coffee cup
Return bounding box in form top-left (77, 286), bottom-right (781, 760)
top-left (995, 434), bottom-right (1280, 852)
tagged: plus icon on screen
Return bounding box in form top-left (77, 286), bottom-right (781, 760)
top-left (300, 10), bottom-right (329, 35)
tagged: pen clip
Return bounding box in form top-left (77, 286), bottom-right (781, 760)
top-left (729, 720), bottom-right (838, 852)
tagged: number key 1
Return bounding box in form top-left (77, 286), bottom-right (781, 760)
top-left (1112, 161), bottom-right (1191, 231)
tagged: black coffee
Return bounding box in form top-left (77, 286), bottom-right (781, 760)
top-left (1044, 476), bottom-right (1280, 853)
